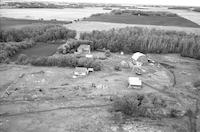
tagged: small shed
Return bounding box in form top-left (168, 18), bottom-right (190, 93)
top-left (132, 52), bottom-right (148, 65)
top-left (74, 67), bottom-right (88, 76)
top-left (128, 77), bottom-right (142, 89)
top-left (77, 44), bottom-right (90, 54)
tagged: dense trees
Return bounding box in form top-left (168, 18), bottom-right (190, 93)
top-left (80, 27), bottom-right (200, 60)
top-left (110, 10), bottom-right (178, 17)
top-left (0, 24), bottom-right (76, 42)
top-left (0, 40), bottom-right (35, 63)
top-left (30, 55), bottom-right (102, 71)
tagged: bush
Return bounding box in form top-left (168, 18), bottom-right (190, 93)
top-left (193, 80), bottom-right (200, 88)
top-left (105, 50), bottom-right (111, 57)
top-left (112, 94), bottom-right (150, 117)
top-left (112, 94), bottom-right (172, 118)
top-left (16, 54), bottom-right (29, 65)
top-left (114, 65), bottom-right (121, 71)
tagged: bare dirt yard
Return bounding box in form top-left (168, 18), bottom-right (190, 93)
top-left (0, 52), bottom-right (200, 132)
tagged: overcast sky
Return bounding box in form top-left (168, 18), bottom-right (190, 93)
top-left (4, 0), bottom-right (200, 7)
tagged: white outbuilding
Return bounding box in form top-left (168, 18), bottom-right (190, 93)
top-left (132, 52), bottom-right (148, 66)
top-left (128, 77), bottom-right (142, 89)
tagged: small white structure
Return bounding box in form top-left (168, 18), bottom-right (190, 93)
top-left (128, 77), bottom-right (142, 89)
top-left (77, 45), bottom-right (90, 54)
top-left (88, 68), bottom-right (94, 72)
top-left (74, 67), bottom-right (88, 76)
top-left (85, 54), bottom-right (93, 58)
top-left (132, 52), bottom-right (148, 66)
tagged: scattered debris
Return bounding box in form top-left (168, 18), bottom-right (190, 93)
top-left (134, 67), bottom-right (143, 75)
top-left (31, 70), bottom-right (45, 75)
top-left (128, 77), bottom-right (142, 89)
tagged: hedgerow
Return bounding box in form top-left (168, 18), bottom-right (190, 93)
top-left (30, 55), bottom-right (102, 71)
top-left (0, 24), bottom-right (76, 42)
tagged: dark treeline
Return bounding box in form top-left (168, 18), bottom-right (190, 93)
top-left (0, 24), bottom-right (76, 42)
top-left (110, 10), bottom-right (178, 17)
top-left (80, 27), bottom-right (200, 60)
top-left (29, 55), bottom-right (102, 71)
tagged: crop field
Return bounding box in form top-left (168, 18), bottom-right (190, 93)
top-left (0, 17), bottom-right (71, 29)
top-left (84, 13), bottom-right (200, 28)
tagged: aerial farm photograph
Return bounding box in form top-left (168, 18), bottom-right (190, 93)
top-left (0, 0), bottom-right (200, 131)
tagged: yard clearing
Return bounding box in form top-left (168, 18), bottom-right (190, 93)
top-left (0, 53), bottom-right (200, 132)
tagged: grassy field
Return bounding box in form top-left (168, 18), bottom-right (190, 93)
top-left (0, 53), bottom-right (200, 132)
top-left (0, 17), bottom-right (72, 29)
top-left (84, 13), bottom-right (200, 28)
top-left (11, 43), bottom-right (62, 60)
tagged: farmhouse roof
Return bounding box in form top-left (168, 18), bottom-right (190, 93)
top-left (74, 67), bottom-right (88, 73)
top-left (128, 77), bottom-right (142, 86)
top-left (132, 52), bottom-right (146, 61)
top-left (78, 44), bottom-right (90, 49)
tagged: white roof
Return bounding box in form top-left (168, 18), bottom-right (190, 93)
top-left (132, 52), bottom-right (146, 61)
top-left (129, 77), bottom-right (142, 86)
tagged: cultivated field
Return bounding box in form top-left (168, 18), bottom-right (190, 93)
top-left (84, 10), bottom-right (200, 28)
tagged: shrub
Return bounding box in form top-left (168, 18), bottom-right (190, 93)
top-left (193, 80), bottom-right (200, 88)
top-left (3, 58), bottom-right (10, 64)
top-left (114, 65), bottom-right (121, 71)
top-left (111, 93), bottom-right (178, 119)
top-left (16, 54), bottom-right (29, 65)
top-left (105, 50), bottom-right (111, 57)
top-left (112, 94), bottom-right (150, 117)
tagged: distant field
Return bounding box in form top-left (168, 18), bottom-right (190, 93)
top-left (84, 14), bottom-right (200, 28)
top-left (0, 17), bottom-right (71, 29)
top-left (11, 43), bottom-right (61, 61)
